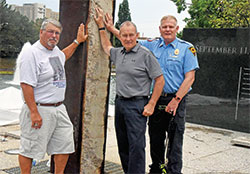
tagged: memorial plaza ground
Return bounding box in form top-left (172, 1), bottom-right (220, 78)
top-left (0, 115), bottom-right (250, 174)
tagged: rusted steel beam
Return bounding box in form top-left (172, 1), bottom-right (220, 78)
top-left (50, 0), bottom-right (115, 173)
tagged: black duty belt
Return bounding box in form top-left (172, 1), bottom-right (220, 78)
top-left (116, 95), bottom-right (148, 100)
top-left (161, 92), bottom-right (176, 97)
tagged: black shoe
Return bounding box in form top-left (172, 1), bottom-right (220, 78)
top-left (149, 164), bottom-right (162, 174)
top-left (149, 163), bottom-right (172, 174)
top-left (159, 163), bottom-right (168, 174)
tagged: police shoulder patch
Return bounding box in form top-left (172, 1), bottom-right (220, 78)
top-left (188, 46), bottom-right (197, 56)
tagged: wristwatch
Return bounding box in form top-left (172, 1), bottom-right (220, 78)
top-left (73, 39), bottom-right (79, 45)
top-left (174, 94), bottom-right (181, 102)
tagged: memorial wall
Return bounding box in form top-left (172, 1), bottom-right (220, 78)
top-left (183, 28), bottom-right (250, 133)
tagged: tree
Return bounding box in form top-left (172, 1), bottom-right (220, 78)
top-left (209, 0), bottom-right (250, 28)
top-left (184, 0), bottom-right (219, 28)
top-left (171, 0), bottom-right (187, 13)
top-left (170, 0), bottom-right (250, 28)
top-left (34, 18), bottom-right (44, 31)
top-left (0, 0), bottom-right (39, 58)
top-left (114, 0), bottom-right (132, 47)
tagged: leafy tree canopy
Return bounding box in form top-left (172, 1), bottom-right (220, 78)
top-left (210, 0), bottom-right (250, 28)
top-left (0, 0), bottom-right (39, 58)
top-left (170, 0), bottom-right (250, 28)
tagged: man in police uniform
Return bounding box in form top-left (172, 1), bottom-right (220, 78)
top-left (94, 7), bottom-right (164, 174)
top-left (104, 14), bottom-right (199, 174)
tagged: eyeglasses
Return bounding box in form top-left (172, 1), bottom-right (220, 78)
top-left (44, 29), bottom-right (61, 36)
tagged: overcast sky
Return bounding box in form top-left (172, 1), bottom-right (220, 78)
top-left (6, 0), bottom-right (190, 38)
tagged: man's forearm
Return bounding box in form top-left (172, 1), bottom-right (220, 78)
top-left (98, 29), bottom-right (113, 56)
top-left (176, 70), bottom-right (195, 99)
top-left (62, 23), bottom-right (88, 61)
top-left (62, 41), bottom-right (79, 61)
top-left (104, 13), bottom-right (121, 40)
top-left (149, 75), bottom-right (165, 106)
top-left (107, 26), bottom-right (120, 40)
top-left (20, 83), bottom-right (38, 114)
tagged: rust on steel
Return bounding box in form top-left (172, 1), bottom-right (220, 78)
top-left (51, 0), bottom-right (89, 173)
top-left (50, 0), bottom-right (116, 173)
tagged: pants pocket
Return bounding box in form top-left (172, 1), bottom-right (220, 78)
top-left (20, 131), bottom-right (39, 154)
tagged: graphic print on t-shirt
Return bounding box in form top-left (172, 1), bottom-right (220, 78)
top-left (49, 56), bottom-right (66, 88)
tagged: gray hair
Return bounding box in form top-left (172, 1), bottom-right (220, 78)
top-left (160, 15), bottom-right (178, 26)
top-left (120, 21), bottom-right (138, 33)
top-left (40, 18), bottom-right (63, 31)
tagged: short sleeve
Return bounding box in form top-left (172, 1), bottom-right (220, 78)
top-left (184, 46), bottom-right (199, 74)
top-left (145, 51), bottom-right (163, 80)
top-left (19, 49), bottom-right (38, 87)
top-left (110, 47), bottom-right (117, 63)
top-left (139, 40), bottom-right (151, 49)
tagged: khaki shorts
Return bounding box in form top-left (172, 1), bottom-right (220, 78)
top-left (19, 104), bottom-right (75, 160)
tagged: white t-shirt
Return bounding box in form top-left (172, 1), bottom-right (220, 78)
top-left (19, 40), bottom-right (66, 103)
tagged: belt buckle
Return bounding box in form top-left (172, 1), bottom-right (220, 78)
top-left (158, 105), bottom-right (166, 110)
top-left (55, 102), bottom-right (62, 106)
top-left (161, 92), bottom-right (168, 97)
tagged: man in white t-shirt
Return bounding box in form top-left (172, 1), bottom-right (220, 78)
top-left (18, 18), bottom-right (88, 174)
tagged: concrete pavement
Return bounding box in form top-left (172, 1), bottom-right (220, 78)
top-left (0, 115), bottom-right (250, 174)
top-left (106, 116), bottom-right (250, 174)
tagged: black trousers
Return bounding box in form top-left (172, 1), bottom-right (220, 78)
top-left (148, 96), bottom-right (186, 174)
top-left (115, 96), bottom-right (148, 174)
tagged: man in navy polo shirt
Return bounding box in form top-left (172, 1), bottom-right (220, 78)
top-left (94, 7), bottom-right (164, 174)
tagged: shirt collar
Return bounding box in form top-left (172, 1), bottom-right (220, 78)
top-left (159, 37), bottom-right (178, 49)
top-left (121, 43), bottom-right (140, 54)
